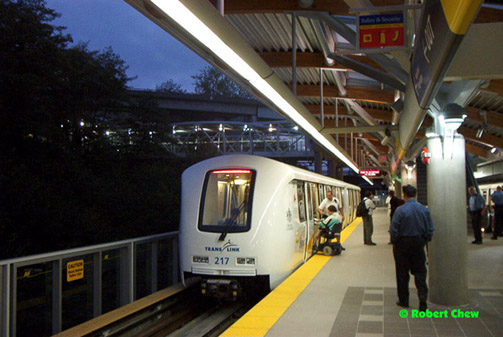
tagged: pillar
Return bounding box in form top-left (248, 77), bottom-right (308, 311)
top-left (427, 135), bottom-right (468, 305)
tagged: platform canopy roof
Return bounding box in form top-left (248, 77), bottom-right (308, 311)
top-left (124, 0), bottom-right (503, 176)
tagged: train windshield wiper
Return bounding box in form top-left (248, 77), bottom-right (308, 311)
top-left (218, 201), bottom-right (245, 241)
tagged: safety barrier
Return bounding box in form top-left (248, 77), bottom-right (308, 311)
top-left (0, 232), bottom-right (179, 337)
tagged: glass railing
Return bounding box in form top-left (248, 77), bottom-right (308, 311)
top-left (0, 232), bottom-right (179, 337)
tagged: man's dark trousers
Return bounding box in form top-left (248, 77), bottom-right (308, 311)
top-left (471, 210), bottom-right (483, 242)
top-left (493, 206), bottom-right (503, 238)
top-left (393, 237), bottom-right (428, 307)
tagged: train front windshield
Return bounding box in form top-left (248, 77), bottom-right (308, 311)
top-left (198, 169), bottom-right (255, 232)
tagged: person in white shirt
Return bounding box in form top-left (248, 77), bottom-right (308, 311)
top-left (385, 193), bottom-right (392, 217)
top-left (318, 190), bottom-right (345, 223)
top-left (363, 191), bottom-right (377, 245)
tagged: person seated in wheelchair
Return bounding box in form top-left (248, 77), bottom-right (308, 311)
top-left (314, 205), bottom-right (342, 248)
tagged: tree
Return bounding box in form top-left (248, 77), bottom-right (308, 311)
top-left (0, 0), bottom-right (131, 154)
top-left (53, 43), bottom-right (131, 153)
top-left (0, 0), bottom-right (72, 146)
top-left (192, 66), bottom-right (253, 99)
top-left (156, 79), bottom-right (186, 93)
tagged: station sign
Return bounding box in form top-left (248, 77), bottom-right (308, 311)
top-left (359, 170), bottom-right (381, 177)
top-left (359, 13), bottom-right (404, 49)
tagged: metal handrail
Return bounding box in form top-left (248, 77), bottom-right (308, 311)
top-left (0, 232), bottom-right (179, 337)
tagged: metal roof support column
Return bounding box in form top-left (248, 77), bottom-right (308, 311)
top-left (335, 99), bottom-right (339, 143)
top-left (291, 13), bottom-right (297, 96)
top-left (344, 117), bottom-right (347, 153)
top-left (428, 135), bottom-right (468, 305)
top-left (351, 133), bottom-right (354, 162)
top-left (320, 68), bottom-right (324, 128)
top-left (217, 0), bottom-right (224, 16)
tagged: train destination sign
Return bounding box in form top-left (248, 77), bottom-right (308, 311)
top-left (359, 13), bottom-right (404, 48)
top-left (359, 170), bottom-right (381, 177)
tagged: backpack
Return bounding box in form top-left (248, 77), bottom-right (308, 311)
top-left (356, 199), bottom-right (368, 217)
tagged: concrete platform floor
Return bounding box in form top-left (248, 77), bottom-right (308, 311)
top-left (265, 207), bottom-right (503, 337)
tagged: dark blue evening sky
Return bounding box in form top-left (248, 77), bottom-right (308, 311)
top-left (46, 0), bottom-right (208, 91)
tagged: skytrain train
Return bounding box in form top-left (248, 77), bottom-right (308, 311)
top-left (179, 155), bottom-right (361, 298)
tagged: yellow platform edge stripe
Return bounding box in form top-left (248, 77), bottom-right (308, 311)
top-left (221, 217), bottom-right (362, 337)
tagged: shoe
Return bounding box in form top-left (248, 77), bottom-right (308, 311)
top-left (367, 242), bottom-right (376, 245)
top-left (341, 246), bottom-right (346, 250)
top-left (472, 240), bottom-right (482, 244)
top-left (396, 301), bottom-right (409, 308)
top-left (419, 302), bottom-right (427, 312)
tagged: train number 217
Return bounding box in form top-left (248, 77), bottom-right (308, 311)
top-left (215, 257), bottom-right (229, 265)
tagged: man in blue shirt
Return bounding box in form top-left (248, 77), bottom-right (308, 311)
top-left (390, 185), bottom-right (434, 312)
top-left (491, 186), bottom-right (503, 239)
top-left (468, 186), bottom-right (486, 244)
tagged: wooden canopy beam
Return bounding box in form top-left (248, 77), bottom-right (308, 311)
top-left (305, 104), bottom-right (393, 121)
top-left (295, 85), bottom-right (395, 104)
top-left (258, 52), bottom-right (385, 72)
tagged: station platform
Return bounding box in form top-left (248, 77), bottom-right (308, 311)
top-left (222, 208), bottom-right (503, 337)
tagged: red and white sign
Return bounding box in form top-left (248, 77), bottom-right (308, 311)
top-left (359, 170), bottom-right (381, 177)
top-left (359, 14), bottom-right (405, 49)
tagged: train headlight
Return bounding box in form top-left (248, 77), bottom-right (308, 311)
top-left (236, 258), bottom-right (246, 265)
top-left (246, 258), bottom-right (256, 265)
top-left (193, 256), bottom-right (209, 263)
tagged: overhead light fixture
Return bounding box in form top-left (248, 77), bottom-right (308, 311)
top-left (441, 103), bottom-right (466, 132)
top-left (150, 0), bottom-right (359, 173)
top-left (476, 128), bottom-right (484, 138)
top-left (491, 147), bottom-right (498, 154)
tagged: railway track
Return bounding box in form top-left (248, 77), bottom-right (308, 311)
top-left (55, 280), bottom-right (259, 337)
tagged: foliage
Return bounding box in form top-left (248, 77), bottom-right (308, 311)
top-left (0, 141), bottom-right (190, 259)
top-left (192, 66), bottom-right (253, 99)
top-left (0, 0), bottom-right (193, 259)
top-left (156, 79), bottom-right (187, 93)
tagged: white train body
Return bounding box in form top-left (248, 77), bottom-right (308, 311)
top-left (179, 155), bottom-right (360, 297)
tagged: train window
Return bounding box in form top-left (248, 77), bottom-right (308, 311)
top-left (297, 181), bottom-right (306, 223)
top-left (318, 185), bottom-right (325, 204)
top-left (198, 169), bottom-right (255, 233)
top-left (309, 183), bottom-right (319, 219)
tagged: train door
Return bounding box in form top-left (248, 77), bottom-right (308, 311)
top-left (304, 182), bottom-right (318, 260)
top-left (294, 181), bottom-right (307, 265)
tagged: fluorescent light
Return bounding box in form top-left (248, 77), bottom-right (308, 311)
top-left (152, 0), bottom-right (260, 83)
top-left (150, 0), bottom-right (359, 173)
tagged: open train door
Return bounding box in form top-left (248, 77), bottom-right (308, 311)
top-left (303, 182), bottom-right (318, 261)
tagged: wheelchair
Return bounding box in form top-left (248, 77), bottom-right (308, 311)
top-left (315, 222), bottom-right (343, 256)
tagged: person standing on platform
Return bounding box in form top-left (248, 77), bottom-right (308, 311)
top-left (386, 192), bottom-right (392, 219)
top-left (491, 186), bottom-right (503, 239)
top-left (390, 184), bottom-right (434, 312)
top-left (363, 191), bottom-right (376, 245)
top-left (389, 190), bottom-right (405, 223)
top-left (318, 190), bottom-right (345, 223)
top-left (468, 186), bottom-right (486, 244)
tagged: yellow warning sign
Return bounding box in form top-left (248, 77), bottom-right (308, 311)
top-left (67, 259), bottom-right (84, 282)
